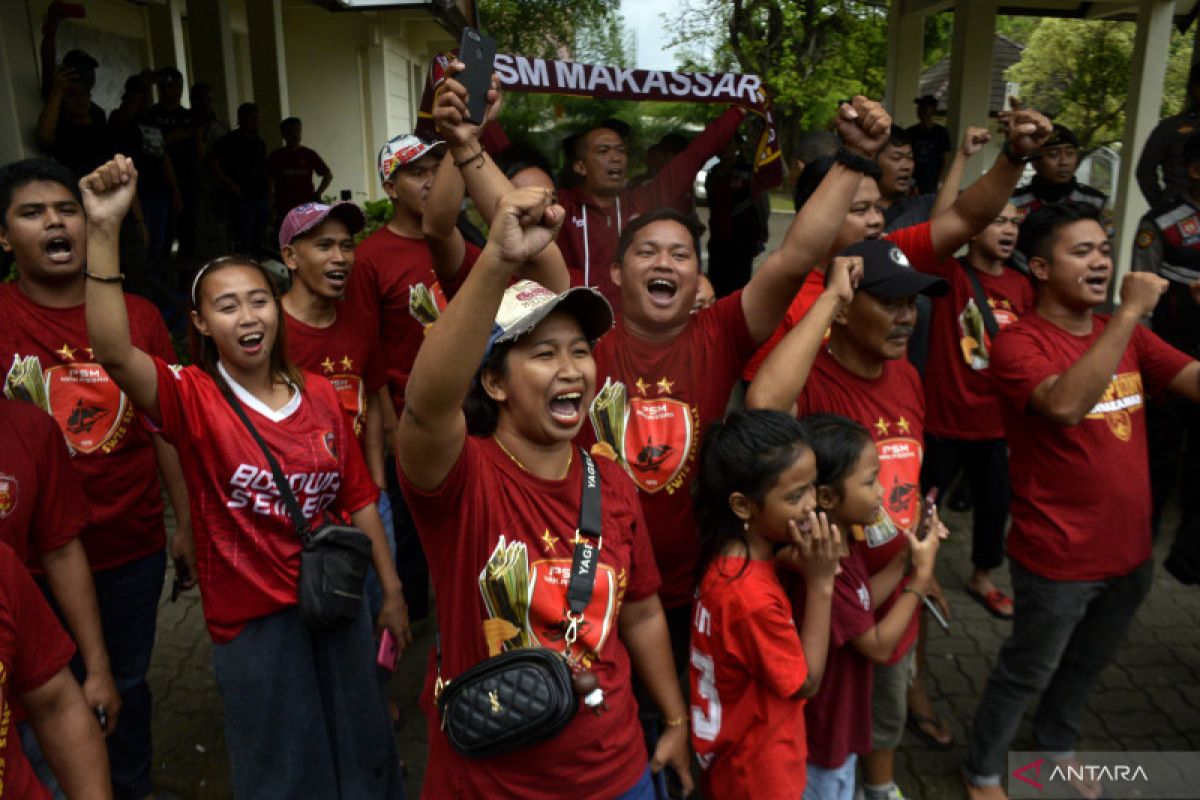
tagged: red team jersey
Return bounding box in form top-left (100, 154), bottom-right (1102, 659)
top-left (991, 314), bottom-right (1192, 581)
top-left (583, 293), bottom-right (759, 608)
top-left (344, 229), bottom-right (479, 413)
top-left (920, 258), bottom-right (1034, 440)
top-left (0, 399), bottom-right (89, 568)
top-left (794, 542), bottom-right (876, 770)
top-left (690, 557), bottom-right (809, 798)
top-left (284, 310), bottom-right (386, 442)
top-left (149, 359), bottom-right (378, 643)
top-left (797, 350), bottom-right (924, 663)
top-left (0, 541), bottom-right (77, 799)
top-left (398, 436), bottom-right (660, 800)
top-left (0, 285), bottom-right (174, 570)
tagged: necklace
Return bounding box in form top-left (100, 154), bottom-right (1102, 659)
top-left (493, 435), bottom-right (573, 480)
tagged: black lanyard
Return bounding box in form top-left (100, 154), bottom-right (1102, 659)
top-left (567, 449), bottom-right (603, 618)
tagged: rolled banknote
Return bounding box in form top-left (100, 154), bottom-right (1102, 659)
top-left (3, 354), bottom-right (49, 412)
top-left (588, 378), bottom-right (627, 464)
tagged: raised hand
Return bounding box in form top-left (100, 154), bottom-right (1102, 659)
top-left (433, 60), bottom-right (503, 149)
top-left (1004, 104), bottom-right (1053, 159)
top-left (904, 515), bottom-right (943, 590)
top-left (80, 155), bottom-right (138, 231)
top-left (827, 254), bottom-right (862, 307)
top-left (1119, 271), bottom-right (1169, 319)
top-left (836, 96), bottom-right (892, 159)
top-left (960, 126), bottom-right (991, 157)
top-left (778, 512), bottom-right (846, 586)
top-left (484, 187), bottom-right (564, 266)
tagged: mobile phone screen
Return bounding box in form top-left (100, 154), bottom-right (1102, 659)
top-left (458, 27), bottom-right (497, 123)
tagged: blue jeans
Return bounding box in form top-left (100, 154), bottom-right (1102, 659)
top-left (364, 491), bottom-right (397, 622)
top-left (212, 604), bottom-right (402, 800)
top-left (964, 558), bottom-right (1153, 784)
top-left (27, 550), bottom-right (165, 799)
top-left (615, 766), bottom-right (656, 800)
top-left (804, 753), bottom-right (858, 800)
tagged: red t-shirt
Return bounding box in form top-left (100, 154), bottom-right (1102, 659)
top-left (0, 540), bottom-right (76, 800)
top-left (267, 145), bottom-right (330, 216)
top-left (583, 293), bottom-right (759, 607)
top-left (284, 310), bottom-right (386, 443)
top-left (0, 399), bottom-right (89, 569)
top-left (343, 228), bottom-right (479, 413)
top-left (690, 556), bottom-right (809, 799)
top-left (149, 359), bottom-right (378, 643)
top-left (795, 542), bottom-right (875, 770)
top-left (745, 222), bottom-right (940, 383)
top-left (797, 350), bottom-right (924, 663)
top-left (398, 436), bottom-right (661, 800)
top-left (0, 285), bottom-right (173, 570)
top-left (991, 314), bottom-right (1193, 580)
top-left (920, 258), bottom-right (1034, 440)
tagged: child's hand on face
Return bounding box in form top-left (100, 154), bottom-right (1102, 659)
top-left (777, 511), bottom-right (844, 585)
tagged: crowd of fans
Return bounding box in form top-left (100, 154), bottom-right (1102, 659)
top-left (3, 11), bottom-right (1200, 800)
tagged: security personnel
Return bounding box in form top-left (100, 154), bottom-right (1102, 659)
top-left (1010, 123), bottom-right (1107, 218)
top-left (1134, 132), bottom-right (1200, 586)
top-left (1137, 64), bottom-right (1200, 207)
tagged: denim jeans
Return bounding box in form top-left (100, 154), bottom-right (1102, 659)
top-left (964, 558), bottom-right (1153, 784)
top-left (804, 753), bottom-right (858, 800)
top-left (27, 550), bottom-right (165, 799)
top-left (364, 491), bottom-right (397, 622)
top-left (212, 604), bottom-right (402, 800)
top-left (615, 766), bottom-right (656, 800)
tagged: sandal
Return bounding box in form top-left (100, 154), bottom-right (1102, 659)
top-left (906, 710), bottom-right (954, 749)
top-left (965, 586), bottom-right (1014, 620)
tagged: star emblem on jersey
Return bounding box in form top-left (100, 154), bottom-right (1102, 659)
top-left (896, 417), bottom-right (911, 435)
top-left (55, 343), bottom-right (77, 361)
top-left (634, 377), bottom-right (649, 396)
top-left (541, 529), bottom-right (559, 553)
top-left (656, 377), bottom-right (674, 395)
top-left (340, 356), bottom-right (354, 371)
top-left (874, 417), bottom-right (889, 436)
top-left (320, 357), bottom-right (335, 373)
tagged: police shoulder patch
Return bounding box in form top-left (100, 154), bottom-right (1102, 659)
top-left (1136, 229), bottom-right (1155, 249)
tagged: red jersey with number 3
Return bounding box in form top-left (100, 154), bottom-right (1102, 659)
top-left (690, 556), bottom-right (809, 798)
top-left (797, 349), bottom-right (924, 663)
top-left (0, 285), bottom-right (173, 570)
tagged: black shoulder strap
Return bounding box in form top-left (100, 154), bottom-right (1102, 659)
top-left (567, 449), bottom-right (601, 616)
top-left (220, 385), bottom-right (313, 545)
top-left (956, 257), bottom-right (1001, 339)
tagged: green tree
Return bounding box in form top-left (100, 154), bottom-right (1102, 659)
top-left (1006, 17), bottom-right (1191, 152)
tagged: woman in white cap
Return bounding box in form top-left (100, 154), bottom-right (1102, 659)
top-left (80, 154), bottom-right (406, 799)
top-left (397, 184), bottom-right (691, 798)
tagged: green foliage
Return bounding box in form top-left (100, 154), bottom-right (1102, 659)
top-left (1006, 18), bottom-right (1191, 152)
top-left (358, 198), bottom-right (392, 242)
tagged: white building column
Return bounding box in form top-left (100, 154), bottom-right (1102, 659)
top-left (885, 2), bottom-right (925, 127)
top-left (246, 0), bottom-right (289, 149)
top-left (1112, 0), bottom-right (1176, 290)
top-left (0, 2), bottom-right (42, 163)
top-left (186, 0), bottom-right (238, 124)
top-left (945, 0), bottom-right (996, 183)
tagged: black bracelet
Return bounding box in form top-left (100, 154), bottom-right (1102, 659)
top-left (834, 147), bottom-right (881, 178)
top-left (1004, 141), bottom-right (1040, 165)
top-left (453, 149), bottom-right (485, 169)
top-left (84, 269), bottom-right (124, 284)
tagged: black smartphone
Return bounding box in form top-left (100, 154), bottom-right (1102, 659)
top-left (458, 27), bottom-right (497, 123)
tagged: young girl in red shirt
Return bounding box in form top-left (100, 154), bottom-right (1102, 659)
top-left (689, 408), bottom-right (843, 798)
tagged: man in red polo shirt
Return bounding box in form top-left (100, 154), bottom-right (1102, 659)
top-left (963, 204), bottom-right (1200, 799)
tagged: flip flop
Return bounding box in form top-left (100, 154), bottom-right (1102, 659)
top-left (965, 586), bottom-right (1014, 620)
top-left (906, 710), bottom-right (954, 749)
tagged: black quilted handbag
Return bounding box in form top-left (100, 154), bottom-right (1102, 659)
top-left (437, 647), bottom-right (578, 759)
top-left (436, 449), bottom-right (602, 759)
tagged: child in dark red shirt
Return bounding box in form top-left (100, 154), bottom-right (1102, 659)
top-left (689, 409), bottom-right (842, 799)
top-left (798, 415), bottom-right (943, 800)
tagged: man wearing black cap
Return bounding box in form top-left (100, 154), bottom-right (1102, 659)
top-left (907, 95), bottom-right (952, 195)
top-left (1137, 63), bottom-right (1200, 206)
top-left (1011, 123), bottom-right (1107, 219)
top-left (747, 238), bottom-right (949, 800)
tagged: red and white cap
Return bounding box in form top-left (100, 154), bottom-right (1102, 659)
top-left (377, 133), bottom-right (446, 182)
top-left (278, 202), bottom-right (366, 251)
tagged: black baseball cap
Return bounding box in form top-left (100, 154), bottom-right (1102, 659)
top-left (839, 239), bottom-right (947, 298)
top-left (914, 94), bottom-right (939, 108)
top-left (1043, 124), bottom-right (1079, 149)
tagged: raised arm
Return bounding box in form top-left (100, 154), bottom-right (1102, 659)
top-left (82, 156), bottom-right (161, 420)
top-left (433, 62), bottom-right (570, 292)
top-left (928, 107), bottom-right (1052, 260)
top-left (631, 105), bottom-right (746, 212)
top-left (1029, 272), bottom-right (1167, 425)
top-left (852, 527), bottom-right (939, 664)
top-left (398, 187), bottom-right (565, 490)
top-left (741, 97), bottom-right (890, 343)
top-left (421, 151), bottom-right (469, 284)
top-left (745, 256), bottom-right (860, 413)
top-left (930, 126), bottom-right (990, 219)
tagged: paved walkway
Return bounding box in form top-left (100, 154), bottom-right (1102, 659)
top-left (146, 503), bottom-right (1200, 798)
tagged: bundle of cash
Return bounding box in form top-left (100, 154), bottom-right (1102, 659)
top-left (408, 283), bottom-right (440, 329)
top-left (588, 378), bottom-right (627, 463)
top-left (4, 355), bottom-right (49, 412)
top-left (479, 536), bottom-right (532, 651)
